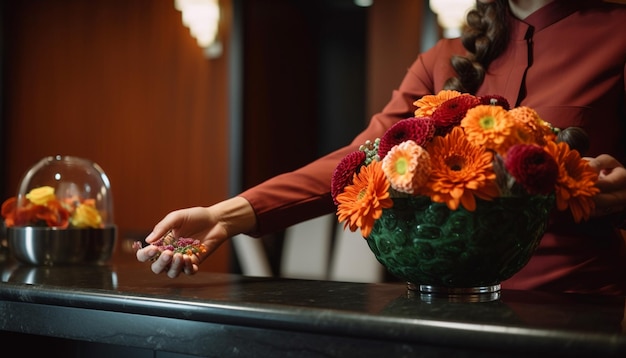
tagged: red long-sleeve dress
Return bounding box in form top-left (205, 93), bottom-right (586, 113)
top-left (240, 0), bottom-right (626, 295)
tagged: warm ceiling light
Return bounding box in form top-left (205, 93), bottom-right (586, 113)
top-left (429, 0), bottom-right (475, 38)
top-left (175, 0), bottom-right (222, 58)
top-left (353, 0), bottom-right (373, 7)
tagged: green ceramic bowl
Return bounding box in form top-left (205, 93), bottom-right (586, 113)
top-left (367, 195), bottom-right (553, 292)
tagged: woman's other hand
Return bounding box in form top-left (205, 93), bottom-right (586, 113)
top-left (586, 154), bottom-right (626, 218)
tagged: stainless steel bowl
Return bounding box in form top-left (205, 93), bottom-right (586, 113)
top-left (7, 226), bottom-right (117, 265)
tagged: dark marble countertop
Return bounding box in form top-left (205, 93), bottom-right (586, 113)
top-left (0, 245), bottom-right (625, 357)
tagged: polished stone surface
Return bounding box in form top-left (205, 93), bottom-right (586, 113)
top-left (0, 242), bottom-right (625, 357)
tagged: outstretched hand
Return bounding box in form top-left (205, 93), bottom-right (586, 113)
top-left (134, 197), bottom-right (256, 278)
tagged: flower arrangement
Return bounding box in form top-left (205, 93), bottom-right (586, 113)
top-left (1, 185), bottom-right (104, 229)
top-left (331, 90), bottom-right (599, 238)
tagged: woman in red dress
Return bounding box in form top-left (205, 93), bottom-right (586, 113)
top-left (136, 0), bottom-right (626, 295)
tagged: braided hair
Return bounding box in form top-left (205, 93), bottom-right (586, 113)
top-left (443, 0), bottom-right (510, 94)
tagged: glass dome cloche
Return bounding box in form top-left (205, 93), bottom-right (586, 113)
top-left (1, 155), bottom-right (117, 265)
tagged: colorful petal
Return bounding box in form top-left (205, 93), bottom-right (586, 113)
top-left (382, 140), bottom-right (431, 194)
top-left (336, 161), bottom-right (393, 238)
top-left (424, 127), bottom-right (498, 211)
top-left (413, 90), bottom-right (463, 117)
top-left (331, 150), bottom-right (367, 205)
top-left (545, 141), bottom-right (599, 222)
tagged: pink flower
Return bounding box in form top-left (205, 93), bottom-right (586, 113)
top-left (382, 140), bottom-right (431, 194)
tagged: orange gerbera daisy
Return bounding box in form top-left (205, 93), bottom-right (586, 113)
top-left (336, 161), bottom-right (393, 238)
top-left (413, 90), bottom-right (462, 117)
top-left (424, 127), bottom-right (499, 211)
top-left (382, 140), bottom-right (431, 194)
top-left (461, 104), bottom-right (518, 155)
top-left (545, 141), bottom-right (599, 222)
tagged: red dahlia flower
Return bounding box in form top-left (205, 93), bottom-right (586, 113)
top-left (378, 117), bottom-right (435, 158)
top-left (431, 94), bottom-right (481, 135)
top-left (331, 150), bottom-right (366, 205)
top-left (504, 144), bottom-right (559, 195)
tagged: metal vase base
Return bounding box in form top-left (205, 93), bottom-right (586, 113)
top-left (408, 282), bottom-right (502, 302)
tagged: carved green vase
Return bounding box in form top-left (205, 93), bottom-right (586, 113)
top-left (367, 195), bottom-right (553, 295)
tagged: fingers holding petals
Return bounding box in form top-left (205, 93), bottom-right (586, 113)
top-left (150, 250), bottom-right (173, 274)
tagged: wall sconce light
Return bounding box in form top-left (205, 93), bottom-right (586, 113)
top-left (174, 0), bottom-right (222, 59)
top-left (429, 0), bottom-right (475, 38)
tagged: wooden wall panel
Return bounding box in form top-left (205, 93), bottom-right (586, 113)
top-left (367, 0), bottom-right (426, 119)
top-left (1, 0), bottom-right (232, 272)
top-left (240, 0), bottom-right (320, 188)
